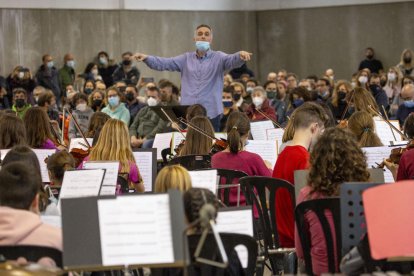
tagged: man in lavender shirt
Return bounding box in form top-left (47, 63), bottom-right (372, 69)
top-left (134, 24), bottom-right (252, 131)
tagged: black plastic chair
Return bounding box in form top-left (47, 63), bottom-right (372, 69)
top-left (213, 168), bottom-right (248, 206)
top-left (161, 147), bottom-right (174, 165)
top-left (295, 197), bottom-right (341, 275)
top-left (168, 154), bottom-right (211, 170)
top-left (239, 176), bottom-right (296, 274)
top-left (0, 245), bottom-right (63, 268)
top-left (117, 173), bottom-right (130, 194)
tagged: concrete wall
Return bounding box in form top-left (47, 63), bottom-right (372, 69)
top-left (256, 1), bottom-right (414, 81)
top-left (0, 9), bottom-right (258, 86)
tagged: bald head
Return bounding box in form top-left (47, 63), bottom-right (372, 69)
top-left (267, 72), bottom-right (277, 81)
top-left (401, 84), bottom-right (414, 100)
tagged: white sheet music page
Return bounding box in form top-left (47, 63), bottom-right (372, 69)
top-left (0, 149), bottom-right (10, 161)
top-left (362, 146), bottom-right (395, 183)
top-left (374, 120), bottom-right (402, 146)
top-left (152, 132), bottom-right (174, 160)
top-left (245, 140), bottom-right (278, 168)
top-left (266, 128), bottom-right (284, 154)
top-left (32, 149), bottom-right (57, 182)
top-left (188, 170), bottom-right (218, 194)
top-left (171, 132), bottom-right (186, 152)
top-left (216, 208), bottom-right (254, 268)
top-left (98, 194), bottom-right (174, 266)
top-left (84, 161), bottom-right (119, 196)
top-left (133, 151), bottom-right (153, 192)
top-left (69, 138), bottom-right (93, 151)
top-left (250, 121), bottom-right (275, 140)
top-left (57, 169), bottom-right (105, 210)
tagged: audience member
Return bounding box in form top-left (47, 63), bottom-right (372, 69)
top-left (11, 88), bottom-right (31, 119)
top-left (35, 55), bottom-right (61, 106)
top-left (358, 47), bottom-right (383, 74)
top-left (101, 86), bottom-right (130, 125)
top-left (246, 86), bottom-right (277, 122)
top-left (58, 53), bottom-right (76, 93)
top-left (113, 51), bottom-right (140, 85)
top-left (68, 93), bottom-right (94, 139)
top-left (97, 51), bottom-right (117, 87)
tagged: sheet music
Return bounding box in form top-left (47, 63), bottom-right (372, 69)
top-left (266, 128), bottom-right (284, 154)
top-left (58, 169), bottom-right (105, 209)
top-left (84, 161), bottom-right (119, 196)
top-left (216, 208), bottom-right (254, 268)
top-left (41, 215), bottom-right (62, 228)
top-left (245, 140), bottom-right (278, 168)
top-left (133, 151), bottom-right (154, 192)
top-left (374, 120), bottom-right (402, 146)
top-left (188, 170), bottom-right (218, 194)
top-left (362, 146), bottom-right (395, 183)
top-left (171, 132), bottom-right (186, 151)
top-left (32, 149), bottom-right (57, 183)
top-left (0, 149), bottom-right (10, 160)
top-left (152, 132), bottom-right (174, 160)
top-left (69, 138), bottom-right (93, 151)
top-left (250, 121), bottom-right (275, 140)
top-left (98, 194), bottom-right (174, 266)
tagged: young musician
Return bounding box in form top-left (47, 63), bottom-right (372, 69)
top-left (154, 165), bottom-right (192, 193)
top-left (23, 107), bottom-right (64, 150)
top-left (46, 151), bottom-right (76, 187)
top-left (178, 116), bottom-right (214, 156)
top-left (273, 102), bottom-right (328, 248)
top-left (79, 119), bottom-right (144, 192)
top-left (295, 128), bottom-right (370, 275)
top-left (86, 112), bottom-right (110, 142)
top-left (212, 111), bottom-right (272, 207)
top-left (0, 114), bottom-right (27, 149)
top-left (347, 111), bottom-right (383, 147)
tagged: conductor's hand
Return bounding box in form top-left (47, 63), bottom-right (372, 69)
top-left (239, 51), bottom-right (252, 61)
top-left (134, 53), bottom-right (148, 62)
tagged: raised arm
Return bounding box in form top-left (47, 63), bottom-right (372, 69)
top-left (222, 51), bottom-right (252, 71)
top-left (134, 52), bottom-right (185, 72)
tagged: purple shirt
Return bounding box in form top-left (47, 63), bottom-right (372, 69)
top-left (144, 50), bottom-right (244, 118)
top-left (40, 139), bottom-right (58, 150)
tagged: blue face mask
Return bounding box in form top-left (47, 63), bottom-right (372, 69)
top-left (195, 41), bottom-right (210, 52)
top-left (223, 100), bottom-right (233, 108)
top-left (293, 98), bottom-right (304, 108)
top-left (47, 61), bottom-right (54, 68)
top-left (404, 100), bottom-right (414, 108)
top-left (108, 96), bottom-right (120, 107)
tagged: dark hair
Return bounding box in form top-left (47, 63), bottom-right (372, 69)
top-left (223, 86), bottom-right (234, 94)
top-left (0, 114), bottom-right (26, 149)
top-left (159, 80), bottom-right (179, 96)
top-left (404, 113), bottom-right (414, 139)
top-left (366, 47), bottom-right (374, 52)
top-left (13, 87), bottom-right (27, 96)
top-left (293, 102), bottom-right (328, 129)
top-left (37, 90), bottom-right (55, 107)
top-left (246, 78), bottom-right (258, 86)
top-left (72, 92), bottom-right (88, 106)
top-left (84, 62), bottom-right (97, 74)
top-left (23, 107), bottom-right (54, 148)
top-left (225, 112), bottom-right (250, 154)
top-left (289, 86), bottom-right (312, 104)
top-left (122, 51), bottom-right (133, 57)
top-left (306, 75), bottom-right (319, 82)
top-left (147, 86), bottom-right (160, 96)
top-left (0, 162), bottom-right (39, 210)
top-left (196, 24), bottom-right (212, 31)
top-left (42, 54), bottom-right (50, 62)
top-left (186, 104), bottom-right (207, 121)
top-left (318, 77), bottom-right (331, 87)
top-left (126, 84), bottom-right (138, 93)
top-left (183, 188), bottom-right (219, 227)
top-left (87, 112), bottom-right (111, 138)
top-left (263, 80), bottom-right (276, 89)
top-left (287, 73), bottom-right (298, 80)
top-left (98, 51), bottom-right (109, 59)
top-left (47, 151), bottom-right (76, 184)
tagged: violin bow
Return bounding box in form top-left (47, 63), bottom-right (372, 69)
top-left (255, 108), bottom-right (284, 129)
top-left (368, 105), bottom-right (408, 140)
top-left (67, 109), bottom-right (92, 149)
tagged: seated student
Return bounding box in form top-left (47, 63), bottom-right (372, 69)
top-left (101, 86), bottom-right (130, 125)
top-left (154, 165), bottom-right (192, 193)
top-left (89, 90), bottom-right (106, 112)
top-left (129, 86), bottom-right (168, 148)
top-left (273, 102), bottom-right (328, 248)
top-left (0, 162), bottom-right (62, 252)
top-left (347, 111), bottom-right (383, 147)
top-left (212, 111), bottom-right (272, 207)
top-left (68, 93), bottom-right (94, 139)
top-left (37, 89), bottom-right (60, 122)
top-left (79, 119), bottom-right (145, 193)
top-left (346, 87), bottom-right (379, 117)
top-left (11, 88), bottom-right (32, 119)
top-left (246, 86), bottom-right (277, 122)
top-left (0, 114), bottom-right (26, 149)
top-left (295, 128), bottom-right (370, 275)
top-left (46, 151), bottom-right (76, 187)
top-left (2, 145), bottom-right (58, 215)
top-left (23, 107), bottom-right (64, 150)
top-left (178, 116), bottom-right (214, 156)
top-left (328, 80), bottom-right (352, 121)
top-left (86, 111), bottom-right (110, 141)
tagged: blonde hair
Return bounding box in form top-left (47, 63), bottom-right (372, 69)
top-left (88, 119), bottom-right (135, 173)
top-left (348, 111), bottom-right (383, 147)
top-left (154, 165), bottom-right (192, 193)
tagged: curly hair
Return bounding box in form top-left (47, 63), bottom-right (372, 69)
top-left (308, 128), bottom-right (370, 197)
top-left (183, 188), bottom-right (220, 230)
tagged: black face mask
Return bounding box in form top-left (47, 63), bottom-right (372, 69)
top-left (15, 99), bottom-right (25, 108)
top-left (118, 87), bottom-right (126, 93)
top-left (233, 94), bottom-right (241, 101)
top-left (93, 99), bottom-right (103, 107)
top-left (366, 54), bottom-right (374, 60)
top-left (122, 60), bottom-right (132, 66)
top-left (125, 93), bottom-right (135, 101)
top-left (338, 91), bottom-right (347, 101)
top-left (84, 88), bottom-right (93, 95)
top-left (404, 57), bottom-right (412, 64)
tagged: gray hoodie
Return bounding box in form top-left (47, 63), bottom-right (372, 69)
top-left (68, 108), bottom-right (94, 139)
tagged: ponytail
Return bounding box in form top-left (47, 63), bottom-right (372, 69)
top-left (227, 126), bottom-right (241, 154)
top-left (225, 112), bottom-right (250, 154)
top-left (359, 127), bottom-right (383, 147)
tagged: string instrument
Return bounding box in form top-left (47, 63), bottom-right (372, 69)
top-left (49, 121), bottom-right (67, 149)
top-left (367, 105), bottom-right (413, 168)
top-left (255, 108), bottom-right (285, 129)
top-left (337, 89), bottom-right (355, 128)
top-left (179, 117), bottom-right (228, 154)
top-left (159, 107), bottom-right (186, 154)
top-left (66, 108), bottom-right (92, 166)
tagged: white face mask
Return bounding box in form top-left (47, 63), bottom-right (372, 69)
top-left (387, 73), bottom-right (396, 82)
top-left (76, 103), bottom-right (87, 112)
top-left (91, 69), bottom-right (98, 76)
top-left (147, 97), bottom-right (158, 107)
top-left (253, 96), bottom-right (264, 107)
top-left (358, 76), bottom-right (368, 84)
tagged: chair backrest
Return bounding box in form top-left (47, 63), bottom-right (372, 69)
top-left (161, 147), bottom-right (173, 164)
top-left (215, 168), bottom-right (248, 206)
top-left (117, 172), bottom-right (129, 193)
top-left (239, 176), bottom-right (295, 249)
top-left (187, 232), bottom-right (258, 276)
top-left (295, 197), bottom-right (341, 275)
top-left (340, 182), bottom-right (388, 256)
top-left (0, 245), bottom-right (63, 268)
top-left (168, 154), bottom-right (211, 170)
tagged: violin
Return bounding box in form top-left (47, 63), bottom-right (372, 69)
top-left (67, 108), bottom-right (92, 166)
top-left (179, 117), bottom-right (228, 154)
top-left (159, 107), bottom-right (187, 155)
top-left (376, 140), bottom-right (414, 168)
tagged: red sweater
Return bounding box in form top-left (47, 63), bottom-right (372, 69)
top-left (272, 145), bottom-right (309, 248)
top-left (397, 148), bottom-right (414, 181)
